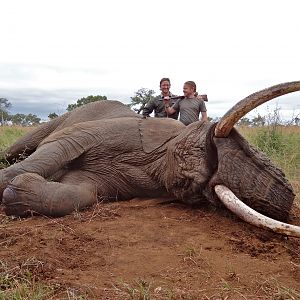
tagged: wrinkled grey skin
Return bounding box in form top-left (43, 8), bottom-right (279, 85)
top-left (0, 101), bottom-right (295, 220)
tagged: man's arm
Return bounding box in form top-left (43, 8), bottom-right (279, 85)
top-left (199, 100), bottom-right (208, 121)
top-left (201, 111), bottom-right (208, 121)
top-left (142, 98), bottom-right (155, 117)
top-left (164, 97), bottom-right (178, 116)
top-left (165, 104), bottom-right (177, 115)
top-left (196, 94), bottom-right (208, 102)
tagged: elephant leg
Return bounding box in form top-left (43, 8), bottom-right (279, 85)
top-left (2, 171), bottom-right (97, 217)
top-left (0, 137), bottom-right (88, 197)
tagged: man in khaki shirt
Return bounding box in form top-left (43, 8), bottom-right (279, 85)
top-left (164, 81), bottom-right (208, 125)
top-left (142, 78), bottom-right (179, 120)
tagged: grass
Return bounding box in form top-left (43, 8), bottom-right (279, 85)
top-left (114, 279), bottom-right (152, 300)
top-left (0, 258), bottom-right (87, 300)
top-left (112, 275), bottom-right (300, 300)
top-left (238, 125), bottom-right (300, 181)
top-left (0, 258), bottom-right (54, 300)
top-left (0, 126), bottom-right (32, 152)
top-left (0, 126), bottom-right (33, 168)
top-left (238, 125), bottom-right (300, 203)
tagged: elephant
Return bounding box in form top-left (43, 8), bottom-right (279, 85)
top-left (0, 81), bottom-right (300, 237)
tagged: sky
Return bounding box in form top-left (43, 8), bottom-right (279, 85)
top-left (0, 0), bottom-right (299, 121)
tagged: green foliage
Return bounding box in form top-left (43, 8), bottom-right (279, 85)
top-left (67, 95), bottom-right (107, 111)
top-left (0, 98), bottom-right (42, 126)
top-left (0, 98), bottom-right (12, 125)
top-left (129, 88), bottom-right (155, 114)
top-left (238, 117), bottom-right (251, 126)
top-left (240, 126), bottom-right (300, 180)
top-left (48, 112), bottom-right (58, 119)
top-left (251, 113), bottom-right (266, 127)
top-left (0, 98), bottom-right (12, 112)
top-left (8, 113), bottom-right (41, 126)
top-left (254, 128), bottom-right (284, 156)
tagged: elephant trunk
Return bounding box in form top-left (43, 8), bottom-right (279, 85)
top-left (211, 131), bottom-right (295, 221)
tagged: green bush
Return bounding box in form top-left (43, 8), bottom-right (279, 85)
top-left (254, 128), bottom-right (284, 157)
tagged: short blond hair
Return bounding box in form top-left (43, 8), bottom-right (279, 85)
top-left (184, 81), bottom-right (197, 92)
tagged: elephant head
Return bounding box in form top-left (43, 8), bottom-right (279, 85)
top-left (170, 81), bottom-right (300, 237)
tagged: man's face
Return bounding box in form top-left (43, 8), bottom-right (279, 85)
top-left (183, 84), bottom-right (194, 97)
top-left (160, 81), bottom-right (171, 94)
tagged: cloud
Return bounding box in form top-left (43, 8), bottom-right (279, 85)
top-left (0, 1), bottom-right (299, 121)
top-left (0, 87), bottom-right (132, 119)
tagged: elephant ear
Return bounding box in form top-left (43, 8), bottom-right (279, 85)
top-left (139, 118), bottom-right (184, 153)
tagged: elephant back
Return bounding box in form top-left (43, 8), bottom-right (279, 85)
top-left (55, 100), bottom-right (140, 131)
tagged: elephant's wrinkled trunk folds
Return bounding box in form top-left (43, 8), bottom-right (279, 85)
top-left (213, 81), bottom-right (300, 237)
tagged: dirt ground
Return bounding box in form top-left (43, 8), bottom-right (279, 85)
top-left (0, 196), bottom-right (300, 299)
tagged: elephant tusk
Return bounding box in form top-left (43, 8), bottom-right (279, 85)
top-left (215, 81), bottom-right (300, 137)
top-left (214, 184), bottom-right (300, 238)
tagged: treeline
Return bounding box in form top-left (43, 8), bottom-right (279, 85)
top-left (48, 95), bottom-right (107, 119)
top-left (0, 95), bottom-right (107, 125)
top-left (1, 91), bottom-right (299, 126)
top-left (0, 98), bottom-right (41, 126)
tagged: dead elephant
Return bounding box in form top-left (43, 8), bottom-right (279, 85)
top-left (0, 81), bottom-right (300, 237)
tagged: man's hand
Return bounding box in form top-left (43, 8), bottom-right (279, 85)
top-left (197, 94), bottom-right (208, 102)
top-left (163, 96), bottom-right (170, 104)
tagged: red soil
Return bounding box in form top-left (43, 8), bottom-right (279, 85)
top-left (0, 198), bottom-right (299, 299)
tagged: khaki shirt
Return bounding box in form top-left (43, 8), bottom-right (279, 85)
top-left (142, 93), bottom-right (179, 119)
top-left (172, 97), bottom-right (207, 125)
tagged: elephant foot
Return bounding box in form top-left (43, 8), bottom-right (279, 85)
top-left (2, 173), bottom-right (97, 217)
top-left (0, 171), bottom-right (9, 202)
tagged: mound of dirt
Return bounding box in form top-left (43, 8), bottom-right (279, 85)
top-left (1, 198), bottom-right (300, 299)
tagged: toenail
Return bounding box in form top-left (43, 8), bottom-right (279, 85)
top-left (2, 187), bottom-right (17, 204)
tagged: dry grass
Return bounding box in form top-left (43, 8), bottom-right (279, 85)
top-left (0, 258), bottom-right (54, 300)
top-left (111, 275), bottom-right (300, 299)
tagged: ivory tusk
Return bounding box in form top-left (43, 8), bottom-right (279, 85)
top-left (214, 184), bottom-right (300, 238)
top-left (215, 81), bottom-right (300, 137)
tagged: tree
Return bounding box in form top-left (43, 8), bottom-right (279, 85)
top-left (252, 114), bottom-right (266, 127)
top-left (238, 117), bottom-right (252, 126)
top-left (25, 113), bottom-right (41, 126)
top-left (67, 95), bottom-right (107, 111)
top-left (10, 113), bottom-right (40, 126)
top-left (48, 112), bottom-right (58, 119)
top-left (0, 98), bottom-right (12, 125)
top-left (129, 88), bottom-right (155, 114)
top-left (10, 113), bottom-right (26, 125)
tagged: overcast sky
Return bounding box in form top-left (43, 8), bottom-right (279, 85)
top-left (0, 0), bottom-right (299, 120)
